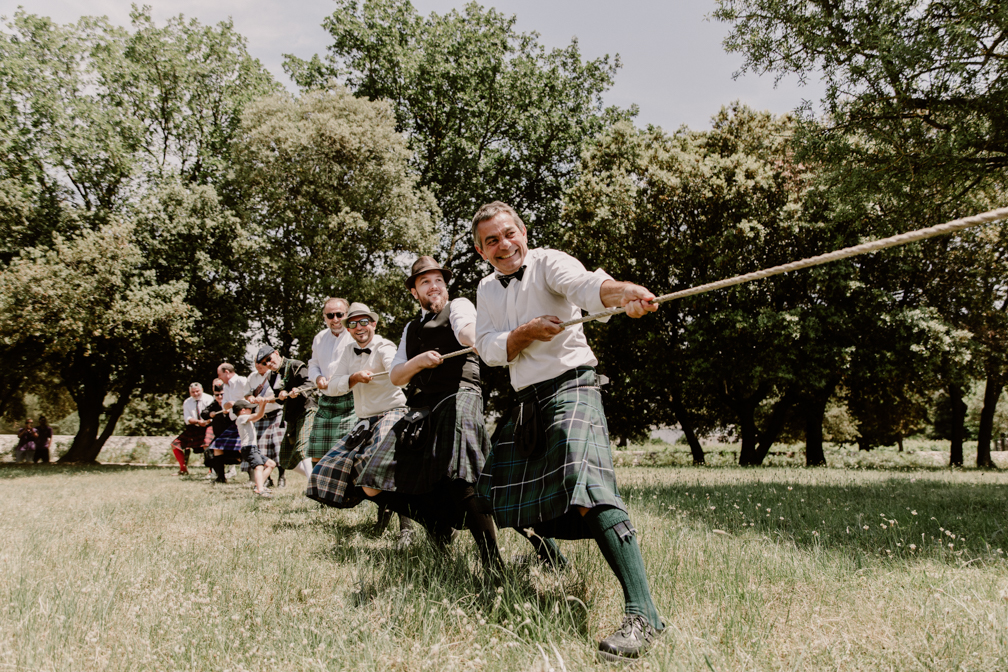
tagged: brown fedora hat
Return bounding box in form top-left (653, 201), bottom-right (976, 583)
top-left (405, 255), bottom-right (453, 289)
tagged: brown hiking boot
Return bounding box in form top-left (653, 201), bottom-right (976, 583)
top-left (597, 614), bottom-right (662, 661)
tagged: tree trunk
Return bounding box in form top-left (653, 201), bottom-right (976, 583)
top-left (804, 379), bottom-right (838, 467)
top-left (59, 369), bottom-right (138, 464)
top-left (948, 383), bottom-right (966, 468)
top-left (736, 395), bottom-right (762, 466)
top-left (752, 387), bottom-right (799, 465)
top-left (669, 393), bottom-right (705, 465)
top-left (975, 374), bottom-right (1001, 469)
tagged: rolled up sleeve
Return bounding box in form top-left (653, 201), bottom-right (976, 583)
top-left (475, 283), bottom-right (510, 368)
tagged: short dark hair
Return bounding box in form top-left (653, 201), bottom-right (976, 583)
top-left (219, 363), bottom-right (235, 374)
top-left (471, 201), bottom-right (525, 251)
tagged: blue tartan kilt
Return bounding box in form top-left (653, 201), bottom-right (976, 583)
top-left (357, 386), bottom-right (489, 494)
top-left (305, 408), bottom-right (407, 508)
top-left (476, 367), bottom-right (625, 539)
top-left (209, 423), bottom-right (241, 452)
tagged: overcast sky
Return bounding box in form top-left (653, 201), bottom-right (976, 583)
top-left (2, 0), bottom-right (824, 131)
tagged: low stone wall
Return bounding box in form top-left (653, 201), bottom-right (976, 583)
top-left (0, 435), bottom-right (176, 463)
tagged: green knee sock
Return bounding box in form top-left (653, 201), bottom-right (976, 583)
top-left (585, 506), bottom-right (663, 630)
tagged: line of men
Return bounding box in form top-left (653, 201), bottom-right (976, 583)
top-left (168, 200), bottom-right (665, 661)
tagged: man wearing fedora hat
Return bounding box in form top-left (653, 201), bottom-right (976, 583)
top-left (472, 201), bottom-right (664, 661)
top-left (253, 345), bottom-right (317, 479)
top-left (306, 303), bottom-right (415, 541)
top-left (348, 256), bottom-right (502, 570)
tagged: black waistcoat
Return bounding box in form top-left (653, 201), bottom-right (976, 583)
top-left (405, 300), bottom-right (480, 397)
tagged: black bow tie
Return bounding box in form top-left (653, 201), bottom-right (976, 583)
top-left (354, 347), bottom-right (371, 356)
top-left (421, 311), bottom-right (437, 324)
top-left (498, 265), bottom-right (526, 288)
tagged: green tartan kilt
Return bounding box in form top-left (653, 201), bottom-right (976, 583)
top-left (305, 408), bottom-right (407, 508)
top-left (278, 406), bottom-right (316, 470)
top-left (476, 366), bottom-right (625, 539)
top-left (357, 386), bottom-right (490, 494)
top-left (307, 394), bottom-right (357, 460)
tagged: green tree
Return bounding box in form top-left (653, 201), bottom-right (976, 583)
top-left (0, 10), bottom-right (275, 462)
top-left (715, 0), bottom-right (1008, 467)
top-left (284, 0), bottom-right (628, 293)
top-left (229, 88), bottom-right (440, 358)
top-left (565, 106), bottom-right (853, 464)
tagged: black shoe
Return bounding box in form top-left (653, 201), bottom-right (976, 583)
top-left (214, 478), bottom-right (227, 484)
top-left (277, 475), bottom-right (286, 488)
top-left (597, 614), bottom-right (662, 661)
top-left (266, 477), bottom-right (274, 488)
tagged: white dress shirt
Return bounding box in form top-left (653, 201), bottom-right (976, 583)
top-left (222, 375), bottom-right (248, 408)
top-left (391, 298), bottom-right (477, 377)
top-left (243, 371), bottom-right (282, 414)
top-left (329, 334), bottom-right (407, 417)
top-left (308, 328), bottom-right (354, 396)
top-left (182, 393), bottom-right (211, 424)
top-left (475, 247), bottom-right (612, 391)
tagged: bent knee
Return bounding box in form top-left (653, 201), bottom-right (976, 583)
top-left (362, 486), bottom-right (381, 497)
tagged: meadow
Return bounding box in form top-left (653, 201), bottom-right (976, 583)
top-left (1, 450), bottom-right (1006, 671)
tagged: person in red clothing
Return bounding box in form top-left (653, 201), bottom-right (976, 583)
top-left (170, 383), bottom-right (212, 475)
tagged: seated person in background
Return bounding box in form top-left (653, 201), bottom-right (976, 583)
top-left (15, 418), bottom-right (36, 463)
top-left (232, 398), bottom-right (275, 496)
top-left (33, 416), bottom-right (53, 464)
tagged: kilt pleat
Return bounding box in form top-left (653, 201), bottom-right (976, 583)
top-left (476, 367), bottom-right (624, 539)
top-left (209, 423), bottom-right (241, 452)
top-left (241, 411), bottom-right (283, 472)
top-left (357, 386), bottom-right (489, 494)
top-left (278, 407), bottom-right (316, 470)
top-left (307, 394), bottom-right (357, 460)
top-left (305, 408), bottom-right (407, 508)
top-left (173, 424), bottom-right (211, 451)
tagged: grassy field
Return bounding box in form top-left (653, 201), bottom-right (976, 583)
top-left (1, 460), bottom-right (1006, 671)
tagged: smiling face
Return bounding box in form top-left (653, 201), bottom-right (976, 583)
top-left (323, 298), bottom-right (348, 336)
top-left (347, 315), bottom-right (376, 347)
top-left (188, 385), bottom-right (202, 399)
top-left (410, 270), bottom-right (449, 313)
top-left (475, 212), bottom-right (528, 275)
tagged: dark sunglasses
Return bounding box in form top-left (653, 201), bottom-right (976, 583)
top-left (325, 311), bottom-right (345, 320)
top-left (347, 317), bottom-right (372, 328)
top-left (214, 393), bottom-right (223, 397)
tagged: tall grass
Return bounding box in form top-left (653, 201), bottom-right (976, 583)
top-left (1, 463), bottom-right (1006, 670)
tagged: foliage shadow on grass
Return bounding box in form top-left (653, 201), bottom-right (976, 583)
top-left (0, 463), bottom-right (171, 479)
top-left (625, 477), bottom-right (1008, 565)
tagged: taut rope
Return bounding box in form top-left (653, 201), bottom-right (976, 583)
top-left (369, 206), bottom-right (1008, 376)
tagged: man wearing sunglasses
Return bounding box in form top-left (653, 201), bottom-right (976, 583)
top-left (306, 297), bottom-right (358, 467)
top-left (307, 302), bottom-right (415, 543)
top-left (253, 346), bottom-right (317, 480)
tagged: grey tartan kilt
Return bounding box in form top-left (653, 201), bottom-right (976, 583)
top-left (307, 394), bottom-right (357, 460)
top-left (305, 407), bottom-right (408, 508)
top-left (476, 367), bottom-right (625, 539)
top-left (357, 386), bottom-right (489, 494)
top-left (241, 411), bottom-right (283, 473)
top-left (278, 406), bottom-right (316, 470)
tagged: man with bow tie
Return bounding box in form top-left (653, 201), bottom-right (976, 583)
top-left (342, 256), bottom-right (502, 571)
top-left (306, 303), bottom-right (414, 542)
top-left (472, 201), bottom-right (665, 662)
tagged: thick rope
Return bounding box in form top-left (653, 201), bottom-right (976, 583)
top-left (369, 206), bottom-right (1008, 376)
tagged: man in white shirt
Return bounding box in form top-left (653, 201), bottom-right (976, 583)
top-left (170, 382), bottom-right (211, 475)
top-left (350, 256), bottom-right (501, 569)
top-left (472, 201), bottom-right (664, 661)
top-left (243, 358), bottom-right (286, 487)
top-left (306, 297), bottom-right (357, 464)
top-left (306, 303), bottom-right (414, 540)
